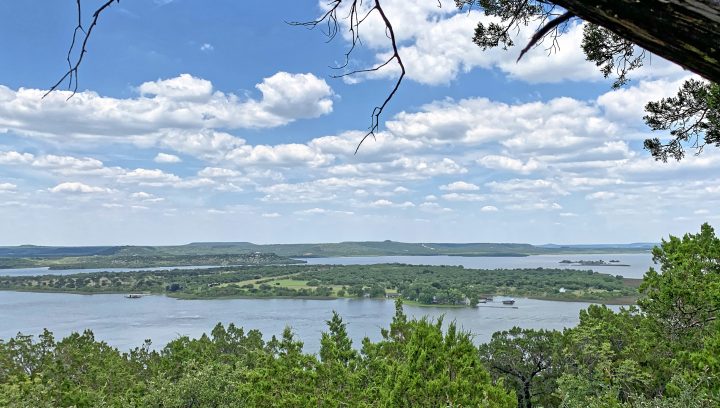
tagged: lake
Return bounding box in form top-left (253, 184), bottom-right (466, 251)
top-left (0, 291), bottom-right (616, 354)
top-left (0, 264), bottom-right (235, 277)
top-left (1, 252), bottom-right (654, 278)
top-left (300, 253), bottom-right (655, 279)
top-left (0, 253), bottom-right (649, 352)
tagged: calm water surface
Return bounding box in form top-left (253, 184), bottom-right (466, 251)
top-left (300, 253), bottom-right (655, 279)
top-left (0, 253), bottom-right (648, 352)
top-left (0, 265), bottom-right (233, 277)
top-left (0, 292), bottom-right (615, 353)
top-left (1, 253), bottom-right (654, 278)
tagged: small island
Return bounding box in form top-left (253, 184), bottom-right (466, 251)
top-left (559, 259), bottom-right (630, 267)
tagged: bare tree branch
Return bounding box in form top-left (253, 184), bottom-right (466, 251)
top-left (354, 1), bottom-right (405, 154)
top-left (292, 0), bottom-right (405, 154)
top-left (516, 10), bottom-right (574, 62)
top-left (44, 0), bottom-right (118, 100)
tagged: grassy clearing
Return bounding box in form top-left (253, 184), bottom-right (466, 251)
top-left (218, 273), bottom-right (302, 288)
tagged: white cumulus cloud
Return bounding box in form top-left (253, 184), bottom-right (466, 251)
top-left (49, 182), bottom-right (113, 194)
top-left (0, 182), bottom-right (17, 192)
top-left (440, 181), bottom-right (480, 191)
top-left (154, 153), bottom-right (182, 163)
top-left (0, 72), bottom-right (334, 141)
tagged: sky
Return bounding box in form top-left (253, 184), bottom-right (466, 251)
top-left (0, 0), bottom-right (716, 246)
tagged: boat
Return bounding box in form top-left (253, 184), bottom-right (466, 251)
top-left (502, 299), bottom-right (515, 305)
top-left (125, 294), bottom-right (143, 299)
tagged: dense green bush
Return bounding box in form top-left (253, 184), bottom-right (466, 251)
top-left (0, 302), bottom-right (515, 407)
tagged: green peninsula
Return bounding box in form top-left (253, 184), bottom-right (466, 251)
top-left (0, 264), bottom-right (639, 305)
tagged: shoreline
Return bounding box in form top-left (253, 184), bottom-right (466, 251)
top-left (0, 250), bottom-right (652, 271)
top-left (0, 288), bottom-right (637, 306)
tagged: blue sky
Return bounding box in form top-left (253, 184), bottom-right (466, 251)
top-left (0, 0), bottom-right (715, 245)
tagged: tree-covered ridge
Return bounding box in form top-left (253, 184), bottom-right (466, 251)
top-left (0, 252), bottom-right (302, 270)
top-left (0, 264), bottom-right (638, 305)
top-left (1, 224), bottom-right (719, 406)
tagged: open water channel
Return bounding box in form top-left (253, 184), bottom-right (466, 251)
top-left (0, 253), bottom-right (653, 352)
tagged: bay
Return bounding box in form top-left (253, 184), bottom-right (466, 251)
top-left (1, 253), bottom-right (654, 278)
top-left (0, 291), bottom-right (614, 353)
top-left (0, 265), bottom-right (234, 277)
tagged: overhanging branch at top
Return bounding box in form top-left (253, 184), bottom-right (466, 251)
top-left (552, 0), bottom-right (720, 83)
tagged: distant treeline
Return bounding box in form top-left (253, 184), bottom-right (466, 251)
top-left (0, 253), bottom-right (302, 270)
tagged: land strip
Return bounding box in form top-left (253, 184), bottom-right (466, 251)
top-left (0, 264), bottom-right (639, 305)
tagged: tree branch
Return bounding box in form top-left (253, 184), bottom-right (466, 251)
top-left (292, 0), bottom-right (405, 154)
top-left (354, 0), bottom-right (405, 154)
top-left (553, 0), bottom-right (720, 83)
top-left (44, 0), bottom-right (118, 100)
top-left (517, 11), bottom-right (574, 62)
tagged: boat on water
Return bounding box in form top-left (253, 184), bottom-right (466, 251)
top-left (125, 294), bottom-right (143, 299)
top-left (502, 299), bottom-right (515, 305)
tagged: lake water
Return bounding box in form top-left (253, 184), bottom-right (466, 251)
top-left (1, 253), bottom-right (654, 278)
top-left (0, 265), bottom-right (234, 277)
top-left (300, 253), bottom-right (655, 279)
top-left (0, 291), bottom-right (615, 353)
top-left (0, 253), bottom-right (649, 352)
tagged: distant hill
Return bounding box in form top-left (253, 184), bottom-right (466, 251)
top-left (0, 246), bottom-right (121, 258)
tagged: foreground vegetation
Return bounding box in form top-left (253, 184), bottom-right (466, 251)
top-left (1, 224), bottom-right (719, 407)
top-left (0, 305), bottom-right (517, 407)
top-left (0, 263), bottom-right (638, 304)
